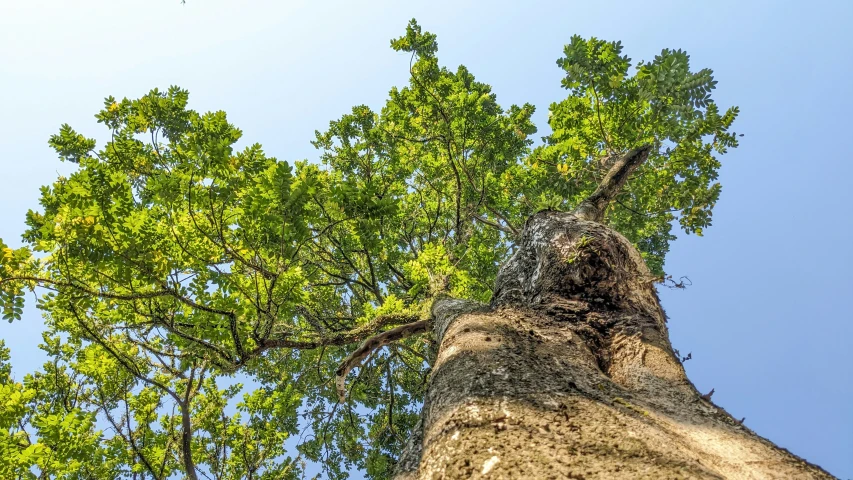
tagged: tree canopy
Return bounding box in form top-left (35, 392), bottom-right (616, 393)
top-left (0, 20), bottom-right (738, 479)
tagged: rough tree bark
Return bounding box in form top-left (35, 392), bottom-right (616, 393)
top-left (394, 149), bottom-right (835, 479)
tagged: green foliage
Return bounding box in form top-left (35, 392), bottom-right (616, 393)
top-left (522, 36), bottom-right (740, 273)
top-left (0, 20), bottom-right (737, 479)
top-left (0, 340), bottom-right (117, 478)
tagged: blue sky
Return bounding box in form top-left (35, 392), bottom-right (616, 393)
top-left (1, 0), bottom-right (850, 477)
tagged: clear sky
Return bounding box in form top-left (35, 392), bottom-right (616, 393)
top-left (1, 0), bottom-right (851, 477)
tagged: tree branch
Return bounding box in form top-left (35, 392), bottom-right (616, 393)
top-left (472, 214), bottom-right (513, 235)
top-left (574, 145), bottom-right (652, 222)
top-left (334, 319), bottom-right (429, 403)
top-left (260, 312), bottom-right (420, 351)
top-left (180, 367), bottom-right (200, 480)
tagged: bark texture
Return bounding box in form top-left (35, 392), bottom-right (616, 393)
top-left (396, 211), bottom-right (833, 479)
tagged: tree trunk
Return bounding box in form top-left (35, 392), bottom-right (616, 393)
top-left (396, 210), bottom-right (833, 479)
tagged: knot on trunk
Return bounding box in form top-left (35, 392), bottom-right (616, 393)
top-left (492, 211), bottom-right (657, 313)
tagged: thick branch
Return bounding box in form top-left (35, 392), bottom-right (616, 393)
top-left (335, 319), bottom-right (429, 403)
top-left (472, 214), bottom-right (513, 235)
top-left (180, 368), bottom-right (200, 480)
top-left (0, 276), bottom-right (171, 301)
top-left (574, 145), bottom-right (652, 222)
top-left (261, 312), bottom-right (420, 351)
top-left (2, 275), bottom-right (235, 318)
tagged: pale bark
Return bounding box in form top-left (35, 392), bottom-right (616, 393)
top-left (396, 211), bottom-right (833, 479)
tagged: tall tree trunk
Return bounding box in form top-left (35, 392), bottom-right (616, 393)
top-left (396, 210), bottom-right (833, 479)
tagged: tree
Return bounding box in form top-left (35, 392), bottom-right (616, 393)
top-left (0, 20), bottom-right (833, 479)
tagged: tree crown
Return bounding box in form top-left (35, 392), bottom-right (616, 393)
top-left (0, 20), bottom-right (738, 479)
